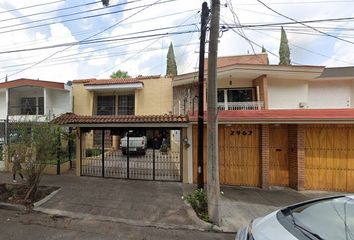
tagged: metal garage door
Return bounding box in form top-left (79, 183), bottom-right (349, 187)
top-left (193, 124), bottom-right (260, 186)
top-left (304, 125), bottom-right (354, 192)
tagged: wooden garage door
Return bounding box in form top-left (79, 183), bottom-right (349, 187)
top-left (193, 124), bottom-right (260, 186)
top-left (269, 125), bottom-right (289, 186)
top-left (305, 125), bottom-right (354, 192)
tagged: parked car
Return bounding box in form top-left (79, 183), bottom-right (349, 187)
top-left (236, 195), bottom-right (354, 240)
top-left (120, 135), bottom-right (147, 155)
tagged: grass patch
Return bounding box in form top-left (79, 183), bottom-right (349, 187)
top-left (185, 188), bottom-right (210, 222)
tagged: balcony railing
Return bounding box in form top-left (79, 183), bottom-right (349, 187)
top-left (8, 105), bottom-right (44, 116)
top-left (217, 101), bottom-right (264, 110)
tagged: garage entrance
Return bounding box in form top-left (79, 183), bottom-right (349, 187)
top-left (81, 128), bottom-right (182, 182)
top-left (304, 125), bottom-right (354, 192)
top-left (192, 124), bottom-right (260, 187)
top-left (269, 124), bottom-right (289, 186)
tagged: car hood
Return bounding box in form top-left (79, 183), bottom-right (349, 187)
top-left (252, 211), bottom-right (297, 240)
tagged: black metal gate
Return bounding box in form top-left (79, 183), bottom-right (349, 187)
top-left (80, 128), bottom-right (182, 181)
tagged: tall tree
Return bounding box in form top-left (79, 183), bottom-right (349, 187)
top-left (166, 42), bottom-right (178, 76)
top-left (110, 70), bottom-right (130, 78)
top-left (279, 26), bottom-right (291, 65)
top-left (261, 45), bottom-right (266, 53)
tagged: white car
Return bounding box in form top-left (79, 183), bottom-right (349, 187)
top-left (120, 135), bottom-right (147, 155)
top-left (236, 195), bottom-right (354, 240)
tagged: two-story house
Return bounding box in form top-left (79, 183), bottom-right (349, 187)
top-left (174, 54), bottom-right (354, 193)
top-left (0, 78), bottom-right (72, 170)
top-left (54, 75), bottom-right (189, 181)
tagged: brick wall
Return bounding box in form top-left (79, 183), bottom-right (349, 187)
top-left (260, 124), bottom-right (269, 189)
top-left (288, 124), bottom-right (305, 190)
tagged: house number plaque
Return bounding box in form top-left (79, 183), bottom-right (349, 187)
top-left (230, 130), bottom-right (253, 136)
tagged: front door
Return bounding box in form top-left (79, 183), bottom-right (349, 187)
top-left (269, 125), bottom-right (289, 186)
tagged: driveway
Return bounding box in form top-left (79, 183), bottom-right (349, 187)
top-left (0, 171), bottom-right (196, 230)
top-left (219, 185), bottom-right (341, 231)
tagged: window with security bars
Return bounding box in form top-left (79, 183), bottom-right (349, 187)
top-left (118, 95), bottom-right (135, 115)
top-left (21, 97), bottom-right (36, 115)
top-left (97, 96), bottom-right (115, 115)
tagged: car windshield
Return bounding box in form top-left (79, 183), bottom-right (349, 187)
top-left (289, 196), bottom-right (354, 240)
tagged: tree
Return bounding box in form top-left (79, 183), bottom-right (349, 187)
top-left (110, 70), bottom-right (130, 79)
top-left (279, 26), bottom-right (291, 65)
top-left (166, 42), bottom-right (178, 76)
top-left (261, 45), bottom-right (267, 53)
top-left (8, 121), bottom-right (62, 201)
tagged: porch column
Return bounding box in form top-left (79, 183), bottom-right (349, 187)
top-left (288, 125), bottom-right (305, 190)
top-left (260, 124), bottom-right (270, 189)
top-left (76, 128), bottom-right (82, 177)
top-left (5, 89), bottom-right (9, 116)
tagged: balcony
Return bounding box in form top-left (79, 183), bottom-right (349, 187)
top-left (217, 101), bottom-right (264, 110)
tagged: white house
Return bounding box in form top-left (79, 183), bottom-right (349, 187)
top-left (0, 78), bottom-right (72, 170)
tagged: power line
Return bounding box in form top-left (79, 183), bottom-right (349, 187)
top-left (225, 0), bottom-right (256, 54)
top-left (100, 10), bottom-right (199, 77)
top-left (228, 16), bottom-right (354, 28)
top-left (2, 41), bottom-right (199, 70)
top-left (256, 0), bottom-right (354, 45)
top-left (2, 0), bottom-right (168, 80)
top-left (221, 21), bottom-right (303, 65)
top-left (235, 0), bottom-right (354, 6)
top-left (0, 0), bottom-right (177, 35)
top-left (244, 26), bottom-right (354, 65)
top-left (0, 8), bottom-right (198, 51)
top-left (0, 1), bottom-right (102, 23)
top-left (0, 0), bottom-right (66, 14)
top-left (0, 24), bottom-right (196, 54)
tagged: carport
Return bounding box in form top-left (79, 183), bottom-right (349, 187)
top-left (53, 113), bottom-right (189, 182)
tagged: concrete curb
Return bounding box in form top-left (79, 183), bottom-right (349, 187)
top-left (0, 202), bottom-right (27, 211)
top-left (33, 207), bottom-right (207, 232)
top-left (33, 188), bottom-right (61, 208)
top-left (183, 200), bottom-right (223, 232)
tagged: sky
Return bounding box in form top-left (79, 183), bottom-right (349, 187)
top-left (0, 0), bottom-right (353, 82)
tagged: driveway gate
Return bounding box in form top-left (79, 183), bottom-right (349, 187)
top-left (80, 128), bottom-right (182, 181)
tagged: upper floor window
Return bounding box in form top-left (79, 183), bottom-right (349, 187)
top-left (97, 96), bottom-right (115, 115)
top-left (118, 95), bottom-right (135, 115)
top-left (20, 97), bottom-right (44, 115)
top-left (217, 88), bottom-right (255, 103)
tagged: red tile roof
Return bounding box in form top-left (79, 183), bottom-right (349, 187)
top-left (0, 78), bottom-right (66, 90)
top-left (189, 109), bottom-right (354, 123)
top-left (84, 78), bottom-right (142, 86)
top-left (204, 54), bottom-right (269, 70)
top-left (73, 75), bottom-right (162, 86)
top-left (53, 113), bottom-right (188, 125)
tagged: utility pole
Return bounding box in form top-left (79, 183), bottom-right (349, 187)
top-left (207, 0), bottom-right (221, 225)
top-left (197, 2), bottom-right (209, 189)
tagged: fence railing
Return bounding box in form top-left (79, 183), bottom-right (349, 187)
top-left (217, 101), bottom-right (264, 110)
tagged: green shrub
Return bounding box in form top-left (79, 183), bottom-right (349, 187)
top-left (185, 189), bottom-right (209, 222)
top-left (86, 149), bottom-right (102, 157)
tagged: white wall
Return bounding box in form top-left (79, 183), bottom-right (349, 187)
top-left (308, 81), bottom-right (351, 108)
top-left (48, 89), bottom-right (72, 117)
top-left (268, 79), bottom-right (308, 109)
top-left (0, 90), bottom-right (6, 119)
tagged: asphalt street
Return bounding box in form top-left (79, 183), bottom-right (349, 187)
top-left (0, 209), bottom-right (234, 240)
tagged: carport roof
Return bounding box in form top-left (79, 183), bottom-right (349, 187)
top-left (53, 113), bottom-right (189, 127)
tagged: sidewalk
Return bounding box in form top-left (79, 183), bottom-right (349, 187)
top-left (184, 184), bottom-right (337, 232)
top-left (0, 171), bottom-right (199, 231)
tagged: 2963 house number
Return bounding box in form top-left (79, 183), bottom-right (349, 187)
top-left (230, 130), bottom-right (253, 136)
